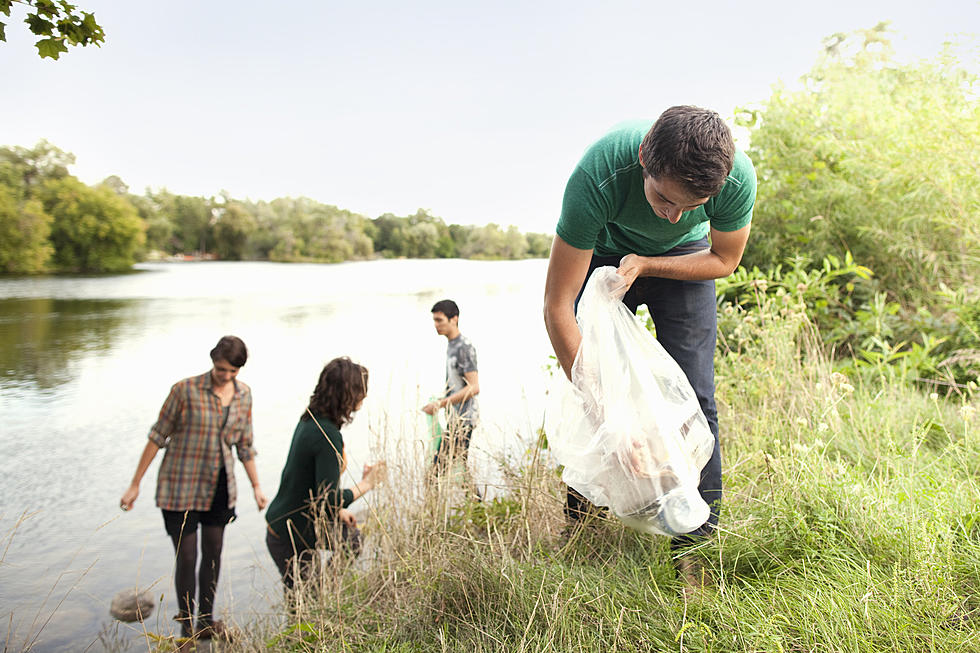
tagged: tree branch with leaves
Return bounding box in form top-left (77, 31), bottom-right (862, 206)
top-left (0, 0), bottom-right (104, 59)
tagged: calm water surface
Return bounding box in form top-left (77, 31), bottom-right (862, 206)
top-left (0, 259), bottom-right (553, 652)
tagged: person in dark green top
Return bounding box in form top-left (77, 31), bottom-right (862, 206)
top-left (265, 357), bottom-right (387, 589)
top-left (544, 106), bottom-right (757, 595)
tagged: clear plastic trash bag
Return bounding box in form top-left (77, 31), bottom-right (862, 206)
top-left (547, 266), bottom-right (714, 536)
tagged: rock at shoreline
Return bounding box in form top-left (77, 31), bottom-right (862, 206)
top-left (110, 588), bottom-right (155, 622)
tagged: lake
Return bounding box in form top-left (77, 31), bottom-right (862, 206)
top-left (0, 259), bottom-right (554, 652)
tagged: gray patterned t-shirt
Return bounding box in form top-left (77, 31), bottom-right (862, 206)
top-left (445, 334), bottom-right (478, 425)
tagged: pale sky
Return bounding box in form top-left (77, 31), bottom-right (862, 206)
top-left (1, 0), bottom-right (976, 233)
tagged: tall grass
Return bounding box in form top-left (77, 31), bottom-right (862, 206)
top-left (207, 296), bottom-right (980, 652)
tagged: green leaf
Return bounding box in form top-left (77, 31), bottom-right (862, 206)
top-left (33, 0), bottom-right (58, 18)
top-left (26, 13), bottom-right (56, 36)
top-left (81, 12), bottom-right (103, 43)
top-left (0, 1), bottom-right (12, 17)
top-left (0, 21), bottom-right (5, 42)
top-left (36, 36), bottom-right (68, 59)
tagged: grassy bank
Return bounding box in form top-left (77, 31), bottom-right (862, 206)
top-left (194, 301), bottom-right (980, 653)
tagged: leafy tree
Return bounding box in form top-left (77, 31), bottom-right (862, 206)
top-left (501, 225), bottom-right (529, 259)
top-left (172, 194), bottom-right (213, 255)
top-left (403, 221), bottom-right (440, 258)
top-left (128, 192), bottom-right (173, 255)
top-left (448, 223), bottom-right (472, 255)
top-left (0, 0), bottom-right (105, 59)
top-left (526, 232), bottom-right (552, 258)
top-left (100, 174), bottom-right (128, 195)
top-left (0, 140), bottom-right (74, 191)
top-left (459, 223), bottom-right (529, 259)
top-left (269, 228), bottom-right (303, 262)
top-left (372, 209), bottom-right (454, 258)
top-left (0, 141), bottom-right (74, 272)
top-left (42, 176), bottom-right (145, 272)
top-left (739, 23), bottom-right (980, 304)
top-left (212, 202), bottom-right (255, 260)
top-left (0, 186), bottom-right (52, 272)
top-left (372, 213), bottom-right (407, 257)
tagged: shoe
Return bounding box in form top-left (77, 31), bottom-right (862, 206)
top-left (196, 619), bottom-right (232, 641)
top-left (173, 613), bottom-right (193, 639)
top-left (674, 556), bottom-right (709, 600)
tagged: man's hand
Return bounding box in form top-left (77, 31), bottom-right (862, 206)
top-left (422, 401), bottom-right (440, 415)
top-left (616, 254), bottom-right (646, 293)
top-left (338, 508), bottom-right (357, 528)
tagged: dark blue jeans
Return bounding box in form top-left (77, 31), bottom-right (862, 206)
top-left (565, 237), bottom-right (722, 547)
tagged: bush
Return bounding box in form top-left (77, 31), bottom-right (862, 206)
top-left (739, 23), bottom-right (980, 307)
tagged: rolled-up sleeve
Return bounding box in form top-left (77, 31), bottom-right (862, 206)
top-left (148, 383), bottom-right (183, 448)
top-left (234, 393), bottom-right (256, 462)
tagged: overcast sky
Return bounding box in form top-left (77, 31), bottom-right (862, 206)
top-left (1, 0), bottom-right (976, 233)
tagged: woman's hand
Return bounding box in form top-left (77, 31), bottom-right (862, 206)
top-left (338, 508), bottom-right (357, 528)
top-left (362, 461), bottom-right (388, 488)
top-left (253, 485), bottom-right (269, 510)
top-left (120, 484), bottom-right (139, 511)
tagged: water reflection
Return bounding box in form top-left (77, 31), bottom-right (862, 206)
top-left (0, 298), bottom-right (135, 392)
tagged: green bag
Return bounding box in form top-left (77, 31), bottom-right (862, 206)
top-left (426, 396), bottom-right (444, 455)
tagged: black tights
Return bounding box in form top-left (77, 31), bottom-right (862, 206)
top-left (171, 524), bottom-right (225, 634)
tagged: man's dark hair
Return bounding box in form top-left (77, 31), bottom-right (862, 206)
top-left (210, 335), bottom-right (248, 367)
top-left (303, 357), bottom-right (369, 427)
top-left (431, 299), bottom-right (459, 320)
top-left (640, 105), bottom-right (735, 198)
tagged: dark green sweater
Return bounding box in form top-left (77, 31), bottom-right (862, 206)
top-left (265, 414), bottom-right (354, 546)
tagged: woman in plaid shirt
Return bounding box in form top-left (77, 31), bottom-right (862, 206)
top-left (120, 335), bottom-right (267, 641)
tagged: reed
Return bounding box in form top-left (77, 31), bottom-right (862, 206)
top-left (215, 311), bottom-right (980, 652)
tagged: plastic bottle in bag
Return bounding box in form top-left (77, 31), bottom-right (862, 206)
top-left (548, 267), bottom-right (714, 536)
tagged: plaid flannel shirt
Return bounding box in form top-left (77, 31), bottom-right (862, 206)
top-left (149, 371), bottom-right (257, 511)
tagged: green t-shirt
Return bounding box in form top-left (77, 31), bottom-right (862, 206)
top-left (556, 119), bottom-right (757, 257)
top-left (265, 414), bottom-right (354, 546)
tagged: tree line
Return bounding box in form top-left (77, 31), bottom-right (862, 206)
top-left (4, 21), bottom-right (977, 301)
top-left (0, 143), bottom-right (553, 273)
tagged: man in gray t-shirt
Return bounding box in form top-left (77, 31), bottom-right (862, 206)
top-left (422, 299), bottom-right (480, 470)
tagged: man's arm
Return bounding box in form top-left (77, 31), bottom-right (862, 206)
top-left (616, 225), bottom-right (751, 286)
top-left (543, 235), bottom-right (594, 380)
top-left (423, 370), bottom-right (480, 414)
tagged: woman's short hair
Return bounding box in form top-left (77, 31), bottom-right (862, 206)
top-left (304, 357), bottom-right (369, 427)
top-left (210, 335), bottom-right (248, 367)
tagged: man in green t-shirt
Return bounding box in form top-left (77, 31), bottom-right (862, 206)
top-left (544, 106), bottom-right (757, 591)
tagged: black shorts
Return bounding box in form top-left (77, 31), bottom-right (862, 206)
top-left (161, 466), bottom-right (236, 539)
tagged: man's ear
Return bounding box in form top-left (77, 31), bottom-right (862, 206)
top-left (450, 315), bottom-right (459, 326)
